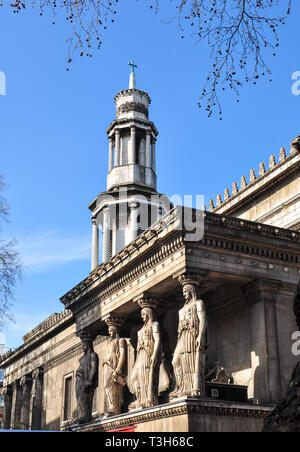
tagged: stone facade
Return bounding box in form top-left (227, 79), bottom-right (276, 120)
top-left (1, 78), bottom-right (299, 432)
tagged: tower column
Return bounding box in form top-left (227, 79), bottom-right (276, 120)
top-left (102, 207), bottom-right (111, 263)
top-left (146, 131), bottom-right (151, 167)
top-left (108, 137), bottom-right (113, 172)
top-left (130, 126), bottom-right (136, 164)
top-left (129, 202), bottom-right (139, 242)
top-left (91, 218), bottom-right (99, 271)
top-left (115, 130), bottom-right (120, 166)
top-left (151, 138), bottom-right (156, 171)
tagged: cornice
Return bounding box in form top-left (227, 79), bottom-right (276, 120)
top-left (106, 118), bottom-right (159, 136)
top-left (0, 310), bottom-right (74, 368)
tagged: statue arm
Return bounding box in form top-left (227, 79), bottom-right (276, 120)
top-left (115, 339), bottom-right (126, 375)
top-left (151, 322), bottom-right (161, 366)
top-left (87, 353), bottom-right (98, 386)
top-left (196, 300), bottom-right (207, 349)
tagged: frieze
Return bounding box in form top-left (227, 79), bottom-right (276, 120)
top-left (195, 233), bottom-right (300, 267)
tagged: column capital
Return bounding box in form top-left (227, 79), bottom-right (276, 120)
top-left (91, 217), bottom-right (98, 226)
top-left (174, 271), bottom-right (208, 287)
top-left (3, 385), bottom-right (12, 396)
top-left (103, 205), bottom-right (111, 213)
top-left (243, 279), bottom-right (282, 305)
top-left (129, 201), bottom-right (139, 210)
top-left (134, 297), bottom-right (160, 310)
top-left (32, 367), bottom-right (43, 380)
top-left (76, 331), bottom-right (97, 343)
top-left (20, 374), bottom-right (32, 387)
top-left (104, 315), bottom-right (125, 329)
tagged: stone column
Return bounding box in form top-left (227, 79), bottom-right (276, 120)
top-left (130, 126), bottom-right (136, 164)
top-left (151, 138), bottom-right (156, 171)
top-left (129, 297), bottom-right (168, 410)
top-left (170, 274), bottom-right (207, 399)
top-left (2, 385), bottom-right (13, 429)
top-left (129, 202), bottom-right (139, 243)
top-left (108, 137), bottom-right (114, 172)
top-left (30, 368), bottom-right (43, 430)
top-left (102, 207), bottom-right (111, 263)
top-left (91, 218), bottom-right (99, 271)
top-left (75, 332), bottom-right (99, 424)
top-left (244, 279), bottom-right (282, 405)
top-left (10, 380), bottom-right (22, 429)
top-left (20, 374), bottom-right (32, 430)
top-left (146, 131), bottom-right (151, 168)
top-left (114, 130), bottom-right (120, 167)
top-left (103, 316), bottom-right (126, 416)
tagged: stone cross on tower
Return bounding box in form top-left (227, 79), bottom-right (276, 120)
top-left (128, 60), bottom-right (137, 89)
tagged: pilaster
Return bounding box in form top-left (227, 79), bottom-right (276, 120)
top-left (2, 385), bottom-right (13, 429)
top-left (20, 374), bottom-right (32, 430)
top-left (244, 279), bottom-right (282, 405)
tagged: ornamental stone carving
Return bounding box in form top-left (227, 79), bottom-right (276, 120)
top-left (75, 332), bottom-right (99, 424)
top-left (117, 102), bottom-right (148, 119)
top-left (103, 317), bottom-right (127, 417)
top-left (170, 276), bottom-right (207, 399)
top-left (129, 298), bottom-right (169, 410)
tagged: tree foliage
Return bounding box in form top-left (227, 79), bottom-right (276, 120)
top-left (0, 176), bottom-right (22, 329)
top-left (3, 0), bottom-right (293, 115)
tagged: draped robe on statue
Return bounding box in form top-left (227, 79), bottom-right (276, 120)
top-left (172, 297), bottom-right (207, 397)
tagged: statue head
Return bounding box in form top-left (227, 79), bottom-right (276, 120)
top-left (108, 325), bottom-right (119, 339)
top-left (183, 284), bottom-right (197, 303)
top-left (141, 307), bottom-right (153, 323)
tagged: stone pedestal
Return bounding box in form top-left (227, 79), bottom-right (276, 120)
top-left (71, 398), bottom-right (271, 433)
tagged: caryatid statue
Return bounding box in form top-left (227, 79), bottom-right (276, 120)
top-left (75, 332), bottom-right (99, 424)
top-left (170, 276), bottom-right (207, 399)
top-left (129, 298), bottom-right (169, 410)
top-left (103, 317), bottom-right (127, 417)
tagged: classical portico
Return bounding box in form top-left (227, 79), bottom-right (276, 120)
top-left (61, 205), bottom-right (300, 431)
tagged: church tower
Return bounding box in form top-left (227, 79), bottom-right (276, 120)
top-left (89, 63), bottom-right (170, 270)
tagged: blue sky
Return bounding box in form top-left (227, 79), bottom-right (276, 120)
top-left (1, 1), bottom-right (300, 349)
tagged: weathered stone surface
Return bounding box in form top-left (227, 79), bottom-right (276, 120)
top-left (75, 334), bottom-right (99, 424)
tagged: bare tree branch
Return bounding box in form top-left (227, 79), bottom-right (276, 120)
top-left (0, 175), bottom-right (22, 329)
top-left (0, 0), bottom-right (293, 114)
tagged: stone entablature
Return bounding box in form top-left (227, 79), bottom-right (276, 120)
top-left (23, 309), bottom-right (72, 344)
top-left (61, 208), bottom-right (300, 313)
top-left (0, 309), bottom-right (73, 369)
top-left (106, 118), bottom-right (159, 138)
